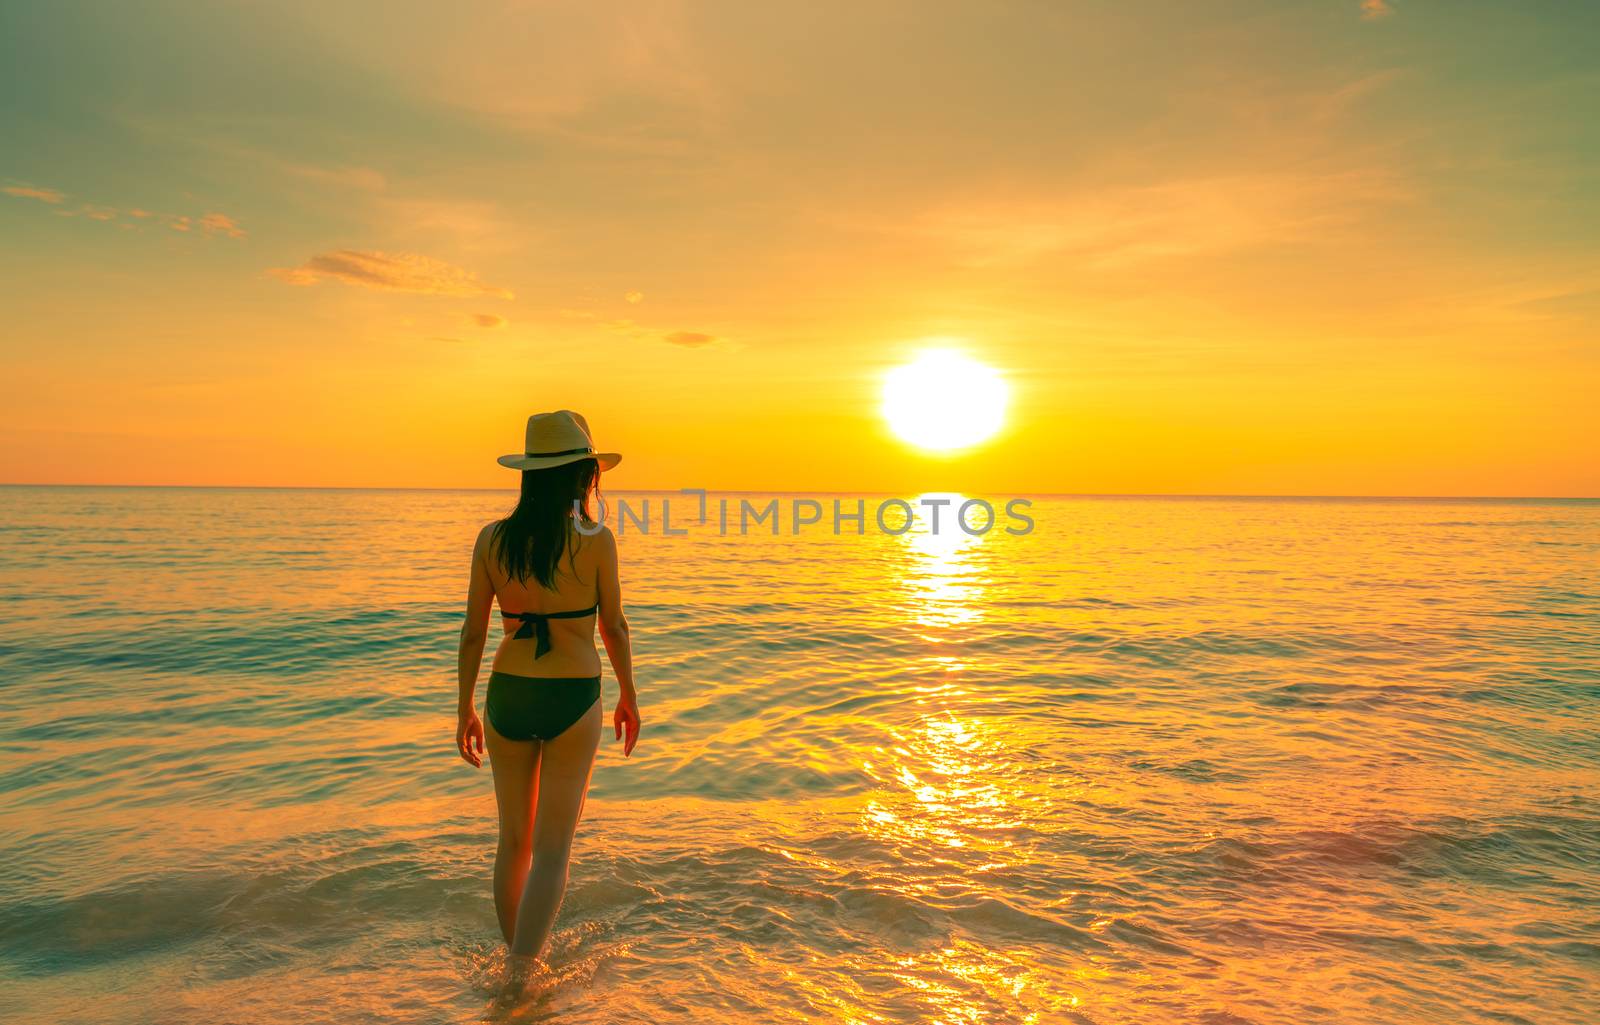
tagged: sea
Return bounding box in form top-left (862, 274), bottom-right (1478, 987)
top-left (0, 485), bottom-right (1596, 1024)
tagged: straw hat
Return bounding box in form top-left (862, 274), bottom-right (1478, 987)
top-left (497, 410), bottom-right (621, 471)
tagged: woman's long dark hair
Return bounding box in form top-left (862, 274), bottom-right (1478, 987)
top-left (489, 458), bottom-right (601, 588)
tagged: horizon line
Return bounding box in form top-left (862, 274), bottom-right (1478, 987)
top-left (2, 482), bottom-right (1596, 502)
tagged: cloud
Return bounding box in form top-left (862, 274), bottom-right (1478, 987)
top-left (664, 331), bottom-right (715, 348)
top-left (1361, 0), bottom-right (1393, 19)
top-left (1511, 288), bottom-right (1600, 321)
top-left (400, 3), bottom-right (726, 146)
top-left (3, 184), bottom-right (65, 203)
top-left (625, 291), bottom-right (644, 303)
top-left (285, 162), bottom-right (388, 193)
top-left (271, 249), bottom-right (515, 299)
top-left (886, 170), bottom-right (1408, 271)
top-left (469, 313), bottom-right (507, 328)
top-left (5, 184), bottom-right (247, 238)
top-left (370, 196), bottom-right (509, 250)
top-left (200, 212), bottom-right (246, 238)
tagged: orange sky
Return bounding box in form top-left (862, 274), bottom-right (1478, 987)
top-left (1, 1), bottom-right (1596, 496)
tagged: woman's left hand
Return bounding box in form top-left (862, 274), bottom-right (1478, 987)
top-left (457, 709), bottom-right (485, 767)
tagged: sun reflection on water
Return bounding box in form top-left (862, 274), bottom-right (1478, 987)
top-left (841, 495), bottom-right (1087, 1019)
top-left (860, 711), bottom-right (1021, 863)
top-left (896, 492), bottom-right (990, 632)
top-left (783, 941), bottom-right (1085, 1025)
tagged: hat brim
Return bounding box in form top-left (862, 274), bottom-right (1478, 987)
top-left (497, 451), bottom-right (621, 472)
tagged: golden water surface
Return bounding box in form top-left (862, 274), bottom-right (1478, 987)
top-left (0, 487), bottom-right (1596, 1024)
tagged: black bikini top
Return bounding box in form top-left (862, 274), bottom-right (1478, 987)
top-left (501, 603), bottom-right (598, 658)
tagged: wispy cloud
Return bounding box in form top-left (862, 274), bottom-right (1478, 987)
top-left (5, 182), bottom-right (246, 237)
top-left (412, 2), bottom-right (726, 148)
top-left (271, 250), bottom-right (514, 299)
top-left (664, 331), bottom-right (715, 348)
top-left (469, 312), bottom-right (507, 328)
top-left (882, 170), bottom-right (1408, 271)
top-left (1510, 287), bottom-right (1600, 322)
top-left (1361, 0), bottom-right (1394, 20)
top-left (3, 184), bottom-right (65, 203)
top-left (283, 161), bottom-right (388, 193)
top-left (199, 212), bottom-right (246, 238)
top-left (625, 291), bottom-right (644, 304)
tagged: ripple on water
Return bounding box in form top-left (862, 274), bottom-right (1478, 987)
top-left (1, 488), bottom-right (1599, 1024)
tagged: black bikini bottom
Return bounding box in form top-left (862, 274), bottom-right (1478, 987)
top-left (485, 671), bottom-right (601, 742)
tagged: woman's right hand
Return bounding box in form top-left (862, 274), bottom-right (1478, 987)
top-left (613, 693), bottom-right (641, 757)
top-left (457, 709), bottom-right (485, 767)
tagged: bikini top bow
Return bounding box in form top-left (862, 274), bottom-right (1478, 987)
top-left (501, 603), bottom-right (599, 658)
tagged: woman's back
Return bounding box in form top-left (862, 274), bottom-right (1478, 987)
top-left (456, 411), bottom-right (639, 992)
top-left (484, 521), bottom-right (604, 678)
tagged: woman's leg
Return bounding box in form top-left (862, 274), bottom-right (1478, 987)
top-left (484, 715), bottom-right (540, 947)
top-left (509, 697), bottom-right (603, 959)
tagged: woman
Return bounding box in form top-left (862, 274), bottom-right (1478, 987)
top-left (454, 409), bottom-right (641, 990)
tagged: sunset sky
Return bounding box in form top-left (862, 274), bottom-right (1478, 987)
top-left (2, 1), bottom-right (1595, 496)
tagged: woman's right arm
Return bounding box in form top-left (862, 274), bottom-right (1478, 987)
top-left (595, 525), bottom-right (640, 756)
top-left (455, 523), bottom-right (494, 768)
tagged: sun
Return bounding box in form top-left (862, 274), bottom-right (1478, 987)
top-left (881, 349), bottom-right (1009, 453)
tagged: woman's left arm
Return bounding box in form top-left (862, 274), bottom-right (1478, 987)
top-left (455, 524), bottom-right (495, 767)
